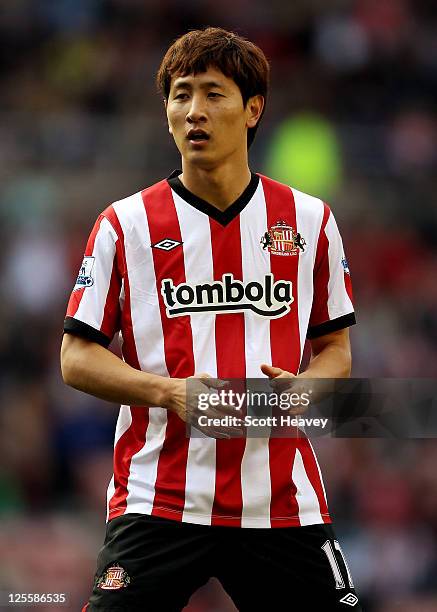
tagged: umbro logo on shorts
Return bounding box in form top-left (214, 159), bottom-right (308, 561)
top-left (339, 593), bottom-right (359, 607)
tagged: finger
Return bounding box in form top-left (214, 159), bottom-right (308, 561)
top-left (186, 405), bottom-right (244, 432)
top-left (195, 424), bottom-right (244, 439)
top-left (188, 386), bottom-right (242, 417)
top-left (207, 406), bottom-right (244, 423)
top-left (195, 374), bottom-right (228, 390)
top-left (260, 364), bottom-right (284, 378)
top-left (213, 403), bottom-right (245, 419)
top-left (196, 426), bottom-right (230, 439)
top-left (189, 403), bottom-right (244, 426)
top-left (205, 429), bottom-right (230, 439)
top-left (202, 378), bottom-right (228, 390)
top-left (208, 427), bottom-right (244, 438)
top-left (269, 378), bottom-right (295, 392)
top-left (187, 398), bottom-right (241, 419)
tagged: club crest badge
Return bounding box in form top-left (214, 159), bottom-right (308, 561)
top-left (260, 220), bottom-right (306, 256)
top-left (97, 563), bottom-right (130, 590)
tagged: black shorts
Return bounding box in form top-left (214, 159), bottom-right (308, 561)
top-left (84, 514), bottom-right (362, 612)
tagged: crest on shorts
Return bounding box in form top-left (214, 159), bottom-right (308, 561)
top-left (73, 256), bottom-right (95, 290)
top-left (260, 221), bottom-right (306, 256)
top-left (97, 563), bottom-right (130, 590)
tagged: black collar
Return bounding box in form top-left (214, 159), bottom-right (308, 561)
top-left (167, 170), bottom-right (260, 227)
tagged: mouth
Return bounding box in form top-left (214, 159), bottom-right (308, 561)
top-left (186, 129), bottom-right (210, 144)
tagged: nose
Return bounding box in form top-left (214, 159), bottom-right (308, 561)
top-left (186, 94), bottom-right (207, 124)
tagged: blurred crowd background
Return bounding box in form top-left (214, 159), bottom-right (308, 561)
top-left (0, 0), bottom-right (436, 610)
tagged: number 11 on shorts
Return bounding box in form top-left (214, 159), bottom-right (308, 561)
top-left (321, 540), bottom-right (355, 589)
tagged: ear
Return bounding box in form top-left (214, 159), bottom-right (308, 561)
top-left (164, 98), bottom-right (173, 135)
top-left (246, 95), bottom-right (265, 129)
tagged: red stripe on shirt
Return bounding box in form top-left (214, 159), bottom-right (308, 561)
top-left (303, 202), bottom-right (332, 522)
top-left (310, 203), bottom-right (331, 328)
top-left (344, 270), bottom-right (353, 303)
top-left (298, 438), bottom-right (331, 523)
top-left (260, 174), bottom-right (302, 526)
top-left (209, 216), bottom-right (246, 527)
top-left (66, 215), bottom-right (104, 319)
top-left (260, 175), bottom-right (301, 374)
top-left (142, 180), bottom-right (194, 522)
top-left (100, 257), bottom-right (122, 339)
top-left (104, 206), bottom-right (149, 520)
top-left (107, 408), bottom-right (149, 519)
top-left (103, 206), bottom-right (139, 369)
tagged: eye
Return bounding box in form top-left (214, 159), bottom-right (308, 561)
top-left (208, 92), bottom-right (222, 98)
top-left (174, 93), bottom-right (189, 100)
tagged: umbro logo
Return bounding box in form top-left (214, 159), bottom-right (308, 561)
top-left (339, 593), bottom-right (358, 607)
top-left (151, 238), bottom-right (182, 251)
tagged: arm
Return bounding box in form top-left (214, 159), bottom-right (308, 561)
top-left (61, 333), bottom-right (242, 438)
top-left (300, 327), bottom-right (351, 379)
top-left (260, 328), bottom-right (351, 415)
top-left (61, 213), bottom-right (237, 436)
top-left (60, 332), bottom-right (171, 407)
top-left (260, 328), bottom-right (351, 381)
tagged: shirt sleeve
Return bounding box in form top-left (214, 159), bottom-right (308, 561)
top-left (307, 203), bottom-right (356, 339)
top-left (64, 213), bottom-right (122, 347)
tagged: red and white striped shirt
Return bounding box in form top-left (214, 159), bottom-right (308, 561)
top-left (64, 171), bottom-right (355, 528)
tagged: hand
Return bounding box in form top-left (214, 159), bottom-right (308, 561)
top-left (163, 373), bottom-right (244, 439)
top-left (260, 364), bottom-right (309, 415)
top-left (260, 364), bottom-right (295, 381)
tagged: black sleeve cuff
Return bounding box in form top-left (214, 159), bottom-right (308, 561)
top-left (307, 312), bottom-right (356, 340)
top-left (63, 316), bottom-right (112, 348)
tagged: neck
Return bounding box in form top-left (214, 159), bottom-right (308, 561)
top-left (179, 158), bottom-right (252, 212)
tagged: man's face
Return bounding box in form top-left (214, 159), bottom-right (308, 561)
top-left (166, 66), bottom-right (259, 169)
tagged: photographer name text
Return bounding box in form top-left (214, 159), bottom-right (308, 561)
top-left (197, 415), bottom-right (329, 428)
